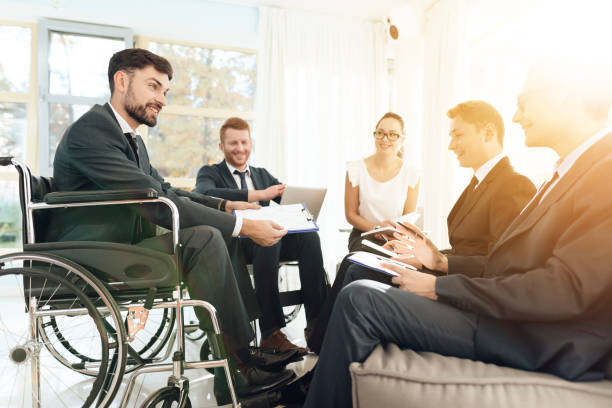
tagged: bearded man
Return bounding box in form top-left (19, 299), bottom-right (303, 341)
top-left (48, 48), bottom-right (298, 397)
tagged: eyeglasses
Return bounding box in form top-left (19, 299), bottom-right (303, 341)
top-left (373, 130), bottom-right (401, 141)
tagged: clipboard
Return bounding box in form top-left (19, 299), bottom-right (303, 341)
top-left (234, 203), bottom-right (319, 234)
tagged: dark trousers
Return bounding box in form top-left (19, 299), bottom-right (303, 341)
top-left (241, 231), bottom-right (328, 337)
top-left (347, 227), bottom-right (387, 252)
top-left (138, 225), bottom-right (254, 349)
top-left (308, 256), bottom-right (391, 353)
top-left (303, 278), bottom-right (477, 408)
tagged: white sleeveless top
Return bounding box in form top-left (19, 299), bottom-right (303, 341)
top-left (346, 159), bottom-right (420, 225)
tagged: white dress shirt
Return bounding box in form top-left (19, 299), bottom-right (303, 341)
top-left (225, 161), bottom-right (256, 192)
top-left (522, 126), bottom-right (612, 212)
top-left (539, 126), bottom-right (612, 203)
top-left (108, 102), bottom-right (139, 137)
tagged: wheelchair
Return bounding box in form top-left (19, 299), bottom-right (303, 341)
top-left (0, 156), bottom-right (240, 407)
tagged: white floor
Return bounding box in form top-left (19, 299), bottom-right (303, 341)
top-left (112, 305), bottom-right (316, 408)
top-left (1, 265), bottom-right (317, 407)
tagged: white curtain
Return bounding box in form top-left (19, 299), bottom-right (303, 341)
top-left (420, 0), bottom-right (467, 248)
top-left (256, 7), bottom-right (388, 276)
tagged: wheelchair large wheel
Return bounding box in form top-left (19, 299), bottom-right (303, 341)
top-left (140, 386), bottom-right (192, 408)
top-left (124, 305), bottom-right (176, 369)
top-left (42, 304), bottom-right (177, 375)
top-left (0, 265), bottom-right (108, 407)
top-left (0, 253), bottom-right (127, 408)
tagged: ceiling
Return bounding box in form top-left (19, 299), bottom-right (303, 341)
top-left (214, 0), bottom-right (419, 20)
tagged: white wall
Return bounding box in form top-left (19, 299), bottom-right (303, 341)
top-left (389, 2), bottom-right (425, 173)
top-left (0, 0), bottom-right (259, 48)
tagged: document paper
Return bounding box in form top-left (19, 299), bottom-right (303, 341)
top-left (234, 203), bottom-right (318, 234)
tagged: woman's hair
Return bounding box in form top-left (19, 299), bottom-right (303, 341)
top-left (375, 112), bottom-right (406, 159)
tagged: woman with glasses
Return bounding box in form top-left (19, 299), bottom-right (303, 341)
top-left (344, 112), bottom-right (420, 252)
top-left (308, 112), bottom-right (421, 354)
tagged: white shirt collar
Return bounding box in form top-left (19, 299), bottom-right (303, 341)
top-left (554, 126), bottom-right (612, 179)
top-left (108, 102), bottom-right (140, 137)
top-left (225, 160), bottom-right (250, 175)
top-left (474, 153), bottom-right (505, 186)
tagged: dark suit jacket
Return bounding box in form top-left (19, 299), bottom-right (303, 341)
top-left (445, 157), bottom-right (536, 255)
top-left (195, 160), bottom-right (282, 206)
top-left (47, 103), bottom-right (236, 244)
top-left (437, 133), bottom-right (612, 381)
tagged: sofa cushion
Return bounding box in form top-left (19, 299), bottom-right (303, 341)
top-left (350, 344), bottom-right (612, 408)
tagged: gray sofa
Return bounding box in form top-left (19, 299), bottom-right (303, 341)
top-left (350, 344), bottom-right (612, 408)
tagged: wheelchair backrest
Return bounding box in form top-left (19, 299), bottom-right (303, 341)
top-left (9, 157), bottom-right (54, 245)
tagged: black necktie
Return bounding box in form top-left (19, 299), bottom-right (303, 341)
top-left (468, 176), bottom-right (478, 190)
top-left (233, 169), bottom-right (248, 190)
top-left (124, 132), bottom-right (139, 166)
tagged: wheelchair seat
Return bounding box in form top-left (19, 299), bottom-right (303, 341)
top-left (24, 241), bottom-right (178, 289)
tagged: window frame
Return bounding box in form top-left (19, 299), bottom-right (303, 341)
top-left (136, 35), bottom-right (256, 189)
top-left (0, 20), bottom-right (37, 255)
top-left (37, 18), bottom-right (133, 175)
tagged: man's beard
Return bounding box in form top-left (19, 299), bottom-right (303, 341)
top-left (124, 85), bottom-right (161, 127)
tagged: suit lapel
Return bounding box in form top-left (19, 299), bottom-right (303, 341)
top-left (491, 133), bottom-right (612, 253)
top-left (102, 103), bottom-right (142, 169)
top-left (448, 157), bottom-right (510, 233)
top-left (249, 167), bottom-right (262, 190)
top-left (448, 183), bottom-right (476, 233)
top-left (219, 160), bottom-right (240, 189)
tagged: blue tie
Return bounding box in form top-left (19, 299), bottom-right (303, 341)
top-left (234, 169), bottom-right (248, 190)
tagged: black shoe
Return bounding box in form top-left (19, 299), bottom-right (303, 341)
top-left (279, 367), bottom-right (316, 405)
top-left (247, 347), bottom-right (301, 372)
top-left (213, 366), bottom-right (295, 404)
top-left (242, 366), bottom-right (295, 393)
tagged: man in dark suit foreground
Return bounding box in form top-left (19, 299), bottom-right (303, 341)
top-left (304, 58), bottom-right (612, 408)
top-left (49, 48), bottom-right (297, 395)
top-left (195, 117), bottom-right (328, 355)
top-left (307, 100), bottom-right (535, 354)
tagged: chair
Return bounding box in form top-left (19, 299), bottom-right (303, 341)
top-left (0, 156), bottom-right (239, 407)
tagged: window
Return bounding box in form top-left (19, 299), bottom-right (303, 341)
top-left (138, 37), bottom-right (256, 188)
top-left (0, 22), bottom-right (36, 252)
top-left (38, 19), bottom-right (132, 175)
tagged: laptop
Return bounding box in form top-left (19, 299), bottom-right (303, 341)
top-left (280, 185), bottom-right (327, 221)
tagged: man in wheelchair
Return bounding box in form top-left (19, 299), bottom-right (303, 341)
top-left (47, 48), bottom-right (298, 401)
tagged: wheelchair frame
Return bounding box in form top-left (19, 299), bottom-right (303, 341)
top-left (1, 156), bottom-right (240, 407)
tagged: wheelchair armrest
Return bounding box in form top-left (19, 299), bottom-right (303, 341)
top-left (43, 188), bottom-right (159, 204)
top-left (0, 156), bottom-right (14, 166)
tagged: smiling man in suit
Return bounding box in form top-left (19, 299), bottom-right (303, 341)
top-left (49, 48), bottom-right (298, 396)
top-left (304, 57), bottom-right (612, 408)
top-left (196, 117), bottom-right (328, 355)
top-left (307, 100), bottom-right (536, 354)
top-left (444, 100), bottom-right (536, 255)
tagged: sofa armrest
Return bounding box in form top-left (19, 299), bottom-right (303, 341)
top-left (350, 344), bottom-right (612, 408)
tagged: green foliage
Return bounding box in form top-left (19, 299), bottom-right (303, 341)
top-left (0, 101), bottom-right (27, 159)
top-left (0, 200), bottom-right (21, 249)
top-left (147, 42), bottom-right (257, 178)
